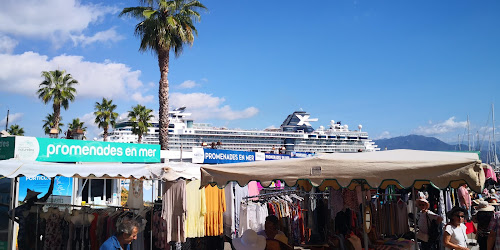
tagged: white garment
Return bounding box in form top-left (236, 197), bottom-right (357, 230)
top-left (417, 210), bottom-right (439, 242)
top-left (444, 224), bottom-right (467, 250)
top-left (239, 202), bottom-right (268, 236)
top-left (223, 182), bottom-right (248, 238)
top-left (127, 179), bottom-right (144, 209)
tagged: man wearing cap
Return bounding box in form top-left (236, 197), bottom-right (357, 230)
top-left (417, 198), bottom-right (443, 250)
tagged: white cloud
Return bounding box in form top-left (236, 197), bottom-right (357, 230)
top-left (131, 92), bottom-right (154, 104)
top-left (70, 27), bottom-right (124, 47)
top-left (170, 92), bottom-right (259, 121)
top-left (413, 117), bottom-right (467, 135)
top-left (0, 113), bottom-right (24, 127)
top-left (176, 80), bottom-right (200, 89)
top-left (0, 0), bottom-right (118, 47)
top-left (0, 52), bottom-right (146, 100)
top-left (0, 35), bottom-right (18, 54)
top-left (374, 131), bottom-right (391, 139)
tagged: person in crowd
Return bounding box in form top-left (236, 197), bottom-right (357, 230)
top-left (443, 206), bottom-right (468, 250)
top-left (416, 198), bottom-right (443, 250)
top-left (233, 229), bottom-right (266, 250)
top-left (473, 201), bottom-right (495, 250)
top-left (458, 183), bottom-right (472, 219)
top-left (9, 177), bottom-right (55, 250)
top-left (487, 205), bottom-right (500, 250)
top-left (258, 215), bottom-right (287, 240)
top-left (100, 218), bottom-right (140, 250)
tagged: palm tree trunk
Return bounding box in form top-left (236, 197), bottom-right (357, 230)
top-left (138, 134), bottom-right (142, 144)
top-left (158, 49), bottom-right (170, 150)
top-left (53, 104), bottom-right (61, 138)
top-left (103, 127), bottom-right (108, 142)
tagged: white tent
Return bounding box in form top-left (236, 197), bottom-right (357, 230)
top-left (201, 149), bottom-right (485, 192)
top-left (0, 158), bottom-right (201, 180)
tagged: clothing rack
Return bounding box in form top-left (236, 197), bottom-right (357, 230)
top-left (242, 189), bottom-right (306, 200)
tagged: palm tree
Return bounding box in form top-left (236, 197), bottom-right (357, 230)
top-left (42, 113), bottom-right (64, 135)
top-left (94, 98), bottom-right (118, 142)
top-left (120, 0), bottom-right (207, 150)
top-left (7, 124), bottom-right (24, 136)
top-left (37, 69), bottom-right (78, 138)
top-left (68, 118), bottom-right (87, 132)
top-left (128, 104), bottom-right (154, 143)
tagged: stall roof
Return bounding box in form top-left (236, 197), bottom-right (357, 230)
top-left (200, 149), bottom-right (485, 192)
top-left (0, 158), bottom-right (201, 180)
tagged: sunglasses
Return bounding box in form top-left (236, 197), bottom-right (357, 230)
top-left (454, 215), bottom-right (465, 218)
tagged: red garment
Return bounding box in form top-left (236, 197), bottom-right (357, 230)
top-left (90, 213), bottom-right (99, 250)
top-left (465, 221), bottom-right (477, 234)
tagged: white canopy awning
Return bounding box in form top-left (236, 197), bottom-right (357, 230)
top-left (201, 149), bottom-right (485, 192)
top-left (0, 158), bottom-right (201, 180)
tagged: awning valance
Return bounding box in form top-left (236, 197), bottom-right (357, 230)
top-left (0, 158), bottom-right (201, 180)
top-left (200, 149), bottom-right (485, 192)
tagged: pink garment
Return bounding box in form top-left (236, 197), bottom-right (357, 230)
top-left (485, 165), bottom-right (498, 182)
top-left (458, 185), bottom-right (472, 208)
top-left (248, 181), bottom-right (260, 199)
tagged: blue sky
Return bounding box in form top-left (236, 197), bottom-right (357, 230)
top-left (0, 0), bottom-right (499, 144)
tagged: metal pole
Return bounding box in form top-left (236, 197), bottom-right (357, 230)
top-left (361, 181), bottom-right (369, 250)
top-left (8, 177), bottom-right (17, 250)
top-left (413, 187), bottom-right (419, 250)
top-left (5, 109), bottom-right (9, 131)
top-left (151, 179), bottom-right (155, 250)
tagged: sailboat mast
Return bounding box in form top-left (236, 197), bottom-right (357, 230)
top-left (467, 115), bottom-right (471, 151)
top-left (493, 103), bottom-right (498, 168)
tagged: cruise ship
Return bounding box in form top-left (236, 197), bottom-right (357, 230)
top-left (105, 107), bottom-right (379, 154)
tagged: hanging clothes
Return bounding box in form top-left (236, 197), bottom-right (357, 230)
top-left (127, 179), bottom-right (144, 210)
top-left (204, 184), bottom-right (226, 236)
top-left (185, 179), bottom-right (207, 238)
top-left (223, 182), bottom-right (248, 238)
top-left (162, 180), bottom-right (187, 243)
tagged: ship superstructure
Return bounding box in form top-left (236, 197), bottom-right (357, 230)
top-left (105, 107), bottom-right (379, 154)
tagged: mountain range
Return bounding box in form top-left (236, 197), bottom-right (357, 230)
top-left (373, 134), bottom-right (498, 164)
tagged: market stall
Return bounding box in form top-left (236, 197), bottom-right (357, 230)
top-left (201, 149), bottom-right (486, 250)
top-left (200, 149), bottom-right (485, 192)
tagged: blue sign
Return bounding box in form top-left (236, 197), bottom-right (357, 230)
top-left (18, 175), bottom-right (73, 202)
top-left (291, 152), bottom-right (316, 158)
top-left (265, 153), bottom-right (291, 160)
top-left (196, 148), bottom-right (256, 164)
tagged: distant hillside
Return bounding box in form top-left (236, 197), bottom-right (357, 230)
top-left (374, 135), bottom-right (460, 151)
top-left (373, 134), bottom-right (496, 163)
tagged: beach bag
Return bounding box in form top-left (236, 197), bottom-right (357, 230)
top-left (427, 213), bottom-right (440, 243)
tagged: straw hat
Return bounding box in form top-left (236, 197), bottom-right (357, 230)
top-left (274, 234), bottom-right (292, 249)
top-left (490, 200), bottom-right (500, 206)
top-left (24, 189), bottom-right (42, 202)
top-left (233, 229), bottom-right (266, 250)
top-left (477, 201), bottom-right (495, 212)
top-left (473, 198), bottom-right (484, 205)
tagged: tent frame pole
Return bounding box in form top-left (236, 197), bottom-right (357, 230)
top-left (413, 187), bottom-right (419, 250)
top-left (360, 180), bottom-right (369, 250)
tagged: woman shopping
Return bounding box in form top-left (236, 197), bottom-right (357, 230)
top-left (443, 206), bottom-right (469, 250)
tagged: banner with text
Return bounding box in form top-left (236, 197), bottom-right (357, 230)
top-left (0, 136), bottom-right (160, 163)
top-left (192, 148), bottom-right (258, 164)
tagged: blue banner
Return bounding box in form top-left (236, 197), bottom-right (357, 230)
top-left (265, 153), bottom-right (291, 160)
top-left (291, 152), bottom-right (316, 158)
top-left (197, 148), bottom-right (256, 164)
top-left (18, 175), bottom-right (73, 202)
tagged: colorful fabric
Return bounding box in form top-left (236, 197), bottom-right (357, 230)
top-left (204, 184), bottom-right (226, 236)
top-left (488, 212), bottom-right (500, 250)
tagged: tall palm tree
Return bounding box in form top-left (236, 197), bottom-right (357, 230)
top-left (37, 69), bottom-right (78, 138)
top-left (128, 104), bottom-right (154, 143)
top-left (7, 124), bottom-right (24, 136)
top-left (120, 0), bottom-right (207, 150)
top-left (94, 98), bottom-right (118, 142)
top-left (42, 113), bottom-right (64, 135)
